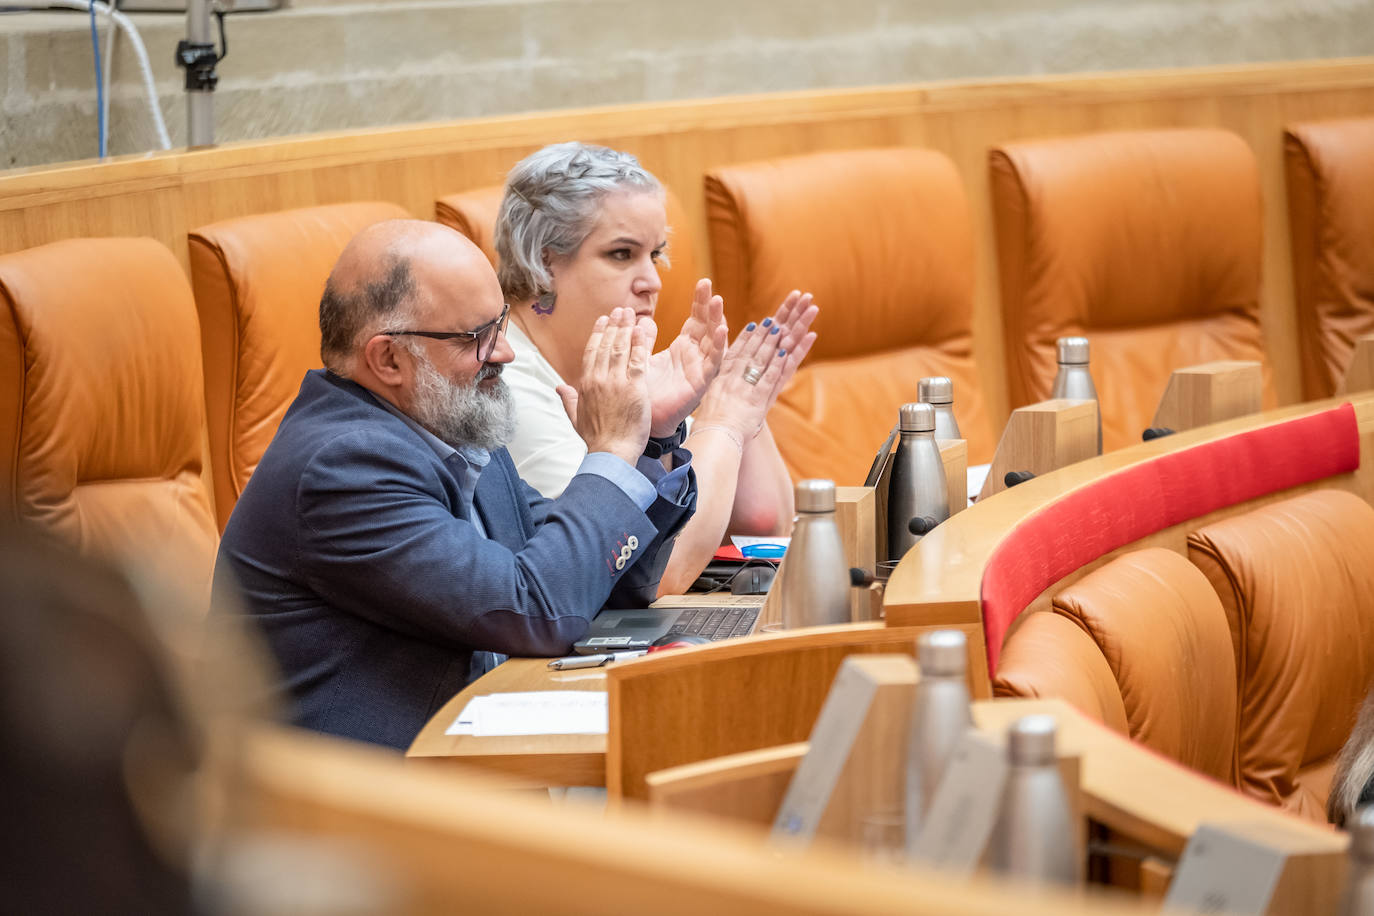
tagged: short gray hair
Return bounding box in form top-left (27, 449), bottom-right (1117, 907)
top-left (494, 142), bottom-right (663, 304)
top-left (319, 255), bottom-right (416, 373)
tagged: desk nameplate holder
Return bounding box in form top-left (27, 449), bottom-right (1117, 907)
top-left (979, 399), bottom-right (1099, 502)
top-left (939, 439), bottom-right (968, 521)
top-left (1342, 333), bottom-right (1374, 395)
top-left (1164, 820), bottom-right (1348, 915)
top-left (1152, 361), bottom-right (1263, 433)
top-left (770, 655), bottom-right (916, 848)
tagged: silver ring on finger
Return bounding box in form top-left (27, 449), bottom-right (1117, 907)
top-left (743, 365), bottom-right (764, 385)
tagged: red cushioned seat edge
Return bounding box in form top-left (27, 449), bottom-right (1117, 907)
top-left (979, 404), bottom-right (1360, 674)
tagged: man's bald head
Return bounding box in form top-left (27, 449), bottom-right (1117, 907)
top-left (319, 219), bottom-right (492, 374)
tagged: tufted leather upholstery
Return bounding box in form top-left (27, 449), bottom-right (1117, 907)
top-left (189, 201), bottom-right (410, 528)
top-left (705, 148), bottom-right (991, 480)
top-left (998, 549), bottom-right (1239, 786)
top-left (435, 184), bottom-right (703, 347)
top-left (1188, 489), bottom-right (1374, 819)
top-left (1284, 117), bottom-right (1374, 399)
top-left (995, 611), bottom-right (1129, 737)
top-left (989, 129), bottom-right (1270, 452)
top-left (0, 237), bottom-right (219, 601)
top-left (1055, 549), bottom-right (1238, 786)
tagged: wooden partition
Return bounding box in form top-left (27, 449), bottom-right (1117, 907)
top-left (242, 723), bottom-right (1156, 916)
top-left (884, 391), bottom-right (1374, 687)
top-left (5, 59), bottom-right (1374, 427)
top-left (645, 698), bottom-right (1347, 866)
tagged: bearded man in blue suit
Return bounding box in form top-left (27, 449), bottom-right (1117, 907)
top-left (216, 219), bottom-right (721, 750)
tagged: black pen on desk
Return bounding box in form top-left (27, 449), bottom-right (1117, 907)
top-left (547, 650), bottom-right (647, 670)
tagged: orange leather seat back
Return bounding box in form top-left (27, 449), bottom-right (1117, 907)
top-left (435, 185), bottom-right (504, 266)
top-left (1045, 549), bottom-right (1238, 785)
top-left (435, 184), bottom-right (703, 343)
top-left (0, 237), bottom-right (219, 600)
top-left (1188, 489), bottom-right (1374, 819)
top-left (1284, 117), bottom-right (1374, 399)
top-left (189, 201), bottom-right (410, 528)
top-left (705, 148), bottom-right (991, 480)
top-left (989, 129), bottom-right (1270, 452)
top-left (994, 611), bottom-right (1129, 736)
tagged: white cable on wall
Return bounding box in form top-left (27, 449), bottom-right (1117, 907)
top-left (100, 0), bottom-right (118, 151)
top-left (0, 1), bottom-right (172, 151)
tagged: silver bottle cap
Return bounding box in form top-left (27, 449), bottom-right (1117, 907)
top-left (898, 402), bottom-right (936, 433)
top-left (917, 376), bottom-right (954, 406)
top-left (795, 478), bottom-right (836, 513)
top-left (1353, 806), bottom-right (1374, 860)
top-left (917, 630), bottom-right (967, 677)
top-left (1008, 714), bottom-right (1057, 766)
top-left (1057, 336), bottom-right (1091, 365)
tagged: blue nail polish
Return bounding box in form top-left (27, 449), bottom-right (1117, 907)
top-left (778, 348), bottom-right (787, 357)
top-left (762, 318), bottom-right (772, 327)
top-left (745, 321), bottom-right (757, 331)
top-left (770, 325), bottom-right (780, 335)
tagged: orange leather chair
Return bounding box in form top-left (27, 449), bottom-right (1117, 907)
top-left (435, 185), bottom-right (504, 266)
top-left (994, 611), bottom-right (1129, 737)
top-left (0, 237), bottom-right (219, 599)
top-left (1284, 117), bottom-right (1374, 399)
top-left (1188, 489), bottom-right (1374, 819)
top-left (989, 129), bottom-right (1270, 452)
top-left (188, 201), bottom-right (410, 528)
top-left (996, 548), bottom-right (1239, 787)
top-left (705, 148), bottom-right (991, 480)
top-left (435, 184), bottom-right (703, 343)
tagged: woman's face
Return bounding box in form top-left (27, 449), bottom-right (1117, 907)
top-left (546, 188), bottom-right (667, 357)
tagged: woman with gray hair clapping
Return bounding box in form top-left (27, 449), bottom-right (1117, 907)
top-left (495, 141), bottom-right (818, 596)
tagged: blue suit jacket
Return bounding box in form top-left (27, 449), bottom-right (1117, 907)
top-left (215, 370), bottom-right (695, 750)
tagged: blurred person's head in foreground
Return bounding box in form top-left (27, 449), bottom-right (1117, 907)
top-left (0, 524), bottom-right (203, 913)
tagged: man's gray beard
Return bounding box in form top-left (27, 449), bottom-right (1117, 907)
top-left (409, 353), bottom-right (517, 452)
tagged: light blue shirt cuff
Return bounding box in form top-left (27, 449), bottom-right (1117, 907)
top-left (656, 458), bottom-right (693, 506)
top-left (580, 450), bottom-right (694, 511)
top-left (580, 451), bottom-right (658, 512)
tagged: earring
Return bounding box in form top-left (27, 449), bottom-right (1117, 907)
top-left (532, 292), bottom-right (556, 316)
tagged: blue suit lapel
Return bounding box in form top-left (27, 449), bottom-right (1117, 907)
top-left (473, 451), bottom-right (526, 550)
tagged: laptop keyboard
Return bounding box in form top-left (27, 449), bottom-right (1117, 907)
top-left (669, 605), bottom-right (760, 641)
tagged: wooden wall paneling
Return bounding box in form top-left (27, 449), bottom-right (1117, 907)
top-left (3, 60), bottom-right (1374, 435)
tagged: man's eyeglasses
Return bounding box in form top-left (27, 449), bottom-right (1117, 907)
top-left (384, 303), bottom-right (510, 362)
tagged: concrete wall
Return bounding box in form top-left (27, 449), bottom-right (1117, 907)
top-left (3, 0), bottom-right (1373, 169)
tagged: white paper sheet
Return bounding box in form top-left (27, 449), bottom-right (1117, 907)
top-left (446, 691), bottom-right (608, 737)
top-left (730, 535), bottom-right (791, 551)
top-left (965, 463), bottom-right (991, 505)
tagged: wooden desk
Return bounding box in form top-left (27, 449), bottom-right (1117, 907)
top-left (884, 393), bottom-right (1374, 678)
top-left (406, 595), bottom-right (764, 787)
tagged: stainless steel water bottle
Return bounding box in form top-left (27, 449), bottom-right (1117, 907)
top-left (1341, 806), bottom-right (1374, 916)
top-left (778, 479), bottom-right (850, 630)
top-left (1050, 336), bottom-right (1102, 455)
top-left (988, 714), bottom-right (1079, 887)
top-left (917, 376), bottom-right (961, 441)
top-left (886, 403), bottom-right (949, 561)
top-left (904, 629), bottom-right (972, 847)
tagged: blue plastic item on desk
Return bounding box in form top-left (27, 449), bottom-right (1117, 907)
top-left (740, 543), bottom-right (787, 559)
